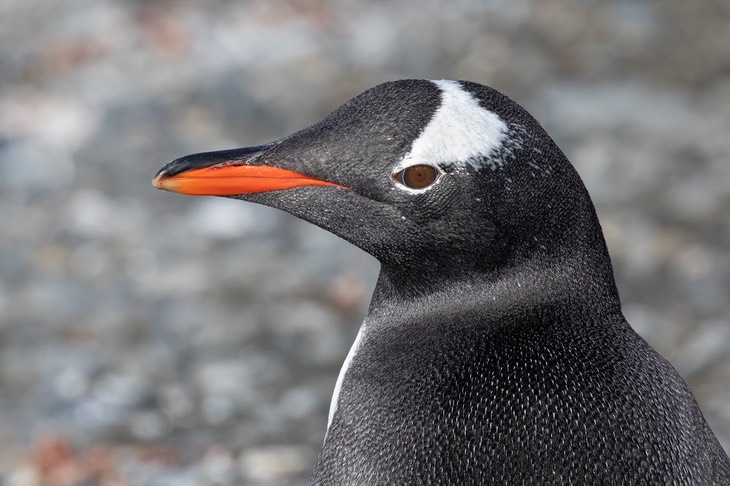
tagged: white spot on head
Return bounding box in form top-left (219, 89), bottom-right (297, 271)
top-left (394, 80), bottom-right (509, 174)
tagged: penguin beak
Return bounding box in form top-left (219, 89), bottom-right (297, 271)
top-left (153, 143), bottom-right (344, 196)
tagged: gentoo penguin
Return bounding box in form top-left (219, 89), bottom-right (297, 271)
top-left (154, 80), bottom-right (730, 484)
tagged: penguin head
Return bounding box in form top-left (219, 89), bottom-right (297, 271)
top-left (155, 80), bottom-right (609, 295)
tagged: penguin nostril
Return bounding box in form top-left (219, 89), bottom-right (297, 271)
top-left (394, 164), bottom-right (440, 190)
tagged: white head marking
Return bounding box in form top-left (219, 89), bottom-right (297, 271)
top-left (394, 80), bottom-right (509, 174)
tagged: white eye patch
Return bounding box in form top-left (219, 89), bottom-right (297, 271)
top-left (393, 80), bottom-right (509, 174)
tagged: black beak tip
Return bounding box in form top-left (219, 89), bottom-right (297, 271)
top-left (153, 165), bottom-right (169, 180)
top-left (153, 143), bottom-right (278, 184)
top-left (155, 156), bottom-right (198, 179)
top-left (152, 159), bottom-right (185, 189)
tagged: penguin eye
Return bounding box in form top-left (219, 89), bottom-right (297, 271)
top-left (394, 164), bottom-right (440, 190)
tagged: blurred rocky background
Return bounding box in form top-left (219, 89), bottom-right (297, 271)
top-left (1, 0), bottom-right (729, 484)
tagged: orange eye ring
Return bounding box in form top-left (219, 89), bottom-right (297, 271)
top-left (394, 164), bottom-right (440, 190)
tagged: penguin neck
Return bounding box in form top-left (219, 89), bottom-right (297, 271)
top-left (370, 215), bottom-right (621, 326)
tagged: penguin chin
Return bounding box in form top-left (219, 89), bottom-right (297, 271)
top-left (235, 185), bottom-right (496, 289)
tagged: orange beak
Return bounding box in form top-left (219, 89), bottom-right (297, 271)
top-left (153, 164), bottom-right (343, 196)
top-left (153, 146), bottom-right (345, 196)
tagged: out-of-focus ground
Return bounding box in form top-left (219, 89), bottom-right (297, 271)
top-left (1, 0), bottom-right (729, 484)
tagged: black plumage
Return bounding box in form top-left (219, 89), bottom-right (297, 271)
top-left (155, 80), bottom-right (730, 484)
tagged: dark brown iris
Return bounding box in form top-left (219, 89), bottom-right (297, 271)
top-left (396, 164), bottom-right (439, 189)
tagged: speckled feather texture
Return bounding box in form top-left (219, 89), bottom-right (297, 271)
top-left (221, 80), bottom-right (730, 484)
top-left (314, 302), bottom-right (729, 484)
